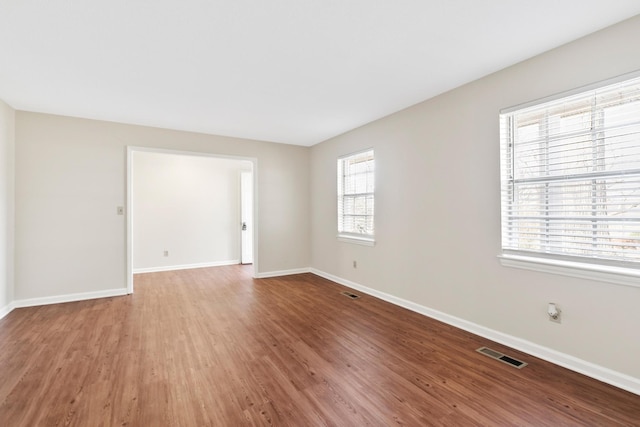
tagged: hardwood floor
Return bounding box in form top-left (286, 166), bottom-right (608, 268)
top-left (0, 265), bottom-right (639, 426)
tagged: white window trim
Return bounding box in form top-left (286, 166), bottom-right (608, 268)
top-left (500, 69), bottom-right (640, 115)
top-left (498, 254), bottom-right (640, 288)
top-left (499, 69), bottom-right (640, 287)
top-left (337, 148), bottom-right (375, 244)
top-left (337, 234), bottom-right (376, 246)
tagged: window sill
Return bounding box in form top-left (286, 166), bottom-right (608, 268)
top-left (337, 234), bottom-right (376, 246)
top-left (498, 254), bottom-right (640, 288)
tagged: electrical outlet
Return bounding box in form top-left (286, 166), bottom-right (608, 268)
top-left (353, 260), bottom-right (357, 268)
top-left (164, 250), bottom-right (169, 257)
top-left (548, 303), bottom-right (561, 324)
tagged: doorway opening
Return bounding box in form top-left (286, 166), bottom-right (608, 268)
top-left (240, 171), bottom-right (253, 264)
top-left (127, 147), bottom-right (258, 293)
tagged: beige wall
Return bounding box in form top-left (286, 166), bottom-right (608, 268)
top-left (0, 99), bottom-right (14, 311)
top-left (15, 112), bottom-right (310, 300)
top-left (310, 16), bottom-right (640, 380)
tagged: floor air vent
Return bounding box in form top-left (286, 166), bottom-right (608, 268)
top-left (476, 346), bottom-right (527, 369)
top-left (341, 291), bottom-right (360, 299)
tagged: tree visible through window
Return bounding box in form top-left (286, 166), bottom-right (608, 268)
top-left (500, 75), bottom-right (640, 267)
top-left (338, 149), bottom-right (375, 240)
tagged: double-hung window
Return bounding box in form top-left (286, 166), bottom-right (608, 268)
top-left (337, 149), bottom-right (375, 245)
top-left (499, 74), bottom-right (640, 283)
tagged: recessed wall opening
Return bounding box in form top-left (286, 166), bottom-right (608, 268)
top-left (126, 147), bottom-right (258, 293)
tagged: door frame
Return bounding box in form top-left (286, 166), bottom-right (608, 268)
top-left (126, 146), bottom-right (258, 294)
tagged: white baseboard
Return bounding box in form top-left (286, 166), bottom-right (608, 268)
top-left (0, 301), bottom-right (16, 320)
top-left (133, 260), bottom-right (240, 274)
top-left (254, 268), bottom-right (310, 279)
top-left (13, 288), bottom-right (129, 309)
top-left (309, 268), bottom-right (640, 396)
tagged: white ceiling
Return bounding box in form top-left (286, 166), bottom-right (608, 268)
top-left (1, 1), bottom-right (640, 146)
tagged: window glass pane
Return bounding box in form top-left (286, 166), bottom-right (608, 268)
top-left (501, 75), bottom-right (640, 266)
top-left (342, 215), bottom-right (355, 233)
top-left (342, 196), bottom-right (354, 215)
top-left (337, 150), bottom-right (375, 236)
top-left (603, 102), bottom-right (640, 172)
top-left (354, 173), bottom-right (368, 194)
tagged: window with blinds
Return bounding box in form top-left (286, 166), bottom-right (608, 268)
top-left (338, 149), bottom-right (375, 241)
top-left (500, 75), bottom-right (640, 268)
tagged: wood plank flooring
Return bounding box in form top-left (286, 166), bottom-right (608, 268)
top-left (0, 265), bottom-right (639, 426)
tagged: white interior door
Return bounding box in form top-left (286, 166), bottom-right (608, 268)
top-left (240, 171), bottom-right (253, 264)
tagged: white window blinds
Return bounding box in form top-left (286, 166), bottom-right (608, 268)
top-left (338, 149), bottom-right (375, 238)
top-left (500, 75), bottom-right (640, 267)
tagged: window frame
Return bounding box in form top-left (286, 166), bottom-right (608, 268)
top-left (337, 148), bottom-right (375, 246)
top-left (498, 71), bottom-right (640, 287)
